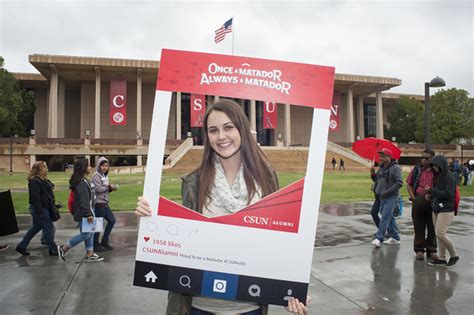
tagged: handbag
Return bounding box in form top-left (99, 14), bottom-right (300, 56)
top-left (50, 203), bottom-right (61, 222)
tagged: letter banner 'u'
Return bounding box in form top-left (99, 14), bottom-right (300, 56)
top-left (190, 94), bottom-right (206, 127)
top-left (110, 80), bottom-right (127, 126)
top-left (263, 101), bottom-right (277, 129)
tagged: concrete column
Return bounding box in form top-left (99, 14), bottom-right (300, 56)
top-left (176, 92), bottom-right (182, 140)
top-left (136, 69), bottom-right (142, 144)
top-left (57, 78), bottom-right (66, 138)
top-left (29, 134), bottom-right (36, 166)
top-left (357, 97), bottom-right (365, 139)
top-left (94, 66), bottom-right (101, 139)
top-left (376, 91), bottom-right (384, 139)
top-left (284, 104), bottom-right (291, 146)
top-left (137, 155), bottom-right (143, 166)
top-left (250, 99), bottom-right (256, 131)
top-left (214, 95), bottom-right (219, 102)
top-left (346, 88), bottom-right (355, 142)
top-left (48, 64), bottom-right (58, 138)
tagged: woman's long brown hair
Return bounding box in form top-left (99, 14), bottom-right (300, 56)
top-left (28, 161), bottom-right (48, 181)
top-left (196, 99), bottom-right (278, 211)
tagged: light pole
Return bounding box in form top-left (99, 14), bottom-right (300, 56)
top-left (424, 76), bottom-right (446, 150)
top-left (9, 128), bottom-right (13, 174)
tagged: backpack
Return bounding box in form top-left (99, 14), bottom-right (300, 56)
top-left (454, 186), bottom-right (460, 216)
top-left (67, 190), bottom-right (75, 214)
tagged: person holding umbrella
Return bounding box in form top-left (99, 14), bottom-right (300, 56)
top-left (370, 148), bottom-right (403, 248)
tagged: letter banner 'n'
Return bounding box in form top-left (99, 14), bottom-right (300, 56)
top-left (190, 94), bottom-right (206, 127)
top-left (329, 91), bottom-right (340, 131)
top-left (263, 101), bottom-right (277, 129)
top-left (110, 80), bottom-right (127, 126)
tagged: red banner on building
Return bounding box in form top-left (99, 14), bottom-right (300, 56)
top-left (110, 80), bottom-right (127, 126)
top-left (263, 101), bottom-right (277, 129)
top-left (329, 91), bottom-right (340, 131)
top-left (157, 49), bottom-right (335, 109)
top-left (190, 94), bottom-right (206, 127)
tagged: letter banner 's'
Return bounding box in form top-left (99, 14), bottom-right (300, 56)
top-left (110, 80), bottom-right (127, 126)
top-left (263, 101), bottom-right (277, 129)
top-left (134, 49), bottom-right (335, 307)
top-left (329, 91), bottom-right (340, 131)
top-left (190, 94), bottom-right (206, 127)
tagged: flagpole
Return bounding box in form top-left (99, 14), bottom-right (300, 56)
top-left (232, 17), bottom-right (234, 55)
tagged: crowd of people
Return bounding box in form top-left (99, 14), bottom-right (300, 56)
top-left (14, 157), bottom-right (117, 262)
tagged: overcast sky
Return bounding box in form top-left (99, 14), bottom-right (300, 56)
top-left (1, 0), bottom-right (472, 95)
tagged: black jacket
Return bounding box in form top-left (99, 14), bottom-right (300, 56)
top-left (430, 155), bottom-right (456, 213)
top-left (70, 178), bottom-right (94, 222)
top-left (28, 177), bottom-right (55, 216)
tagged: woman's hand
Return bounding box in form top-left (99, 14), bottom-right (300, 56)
top-left (285, 296), bottom-right (311, 315)
top-left (135, 196), bottom-right (152, 217)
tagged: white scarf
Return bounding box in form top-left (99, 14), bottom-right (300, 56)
top-left (206, 158), bottom-right (261, 214)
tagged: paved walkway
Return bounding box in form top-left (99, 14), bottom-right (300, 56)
top-left (1, 199), bottom-right (473, 314)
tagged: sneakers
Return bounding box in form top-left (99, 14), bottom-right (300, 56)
top-left (85, 253), bottom-right (104, 262)
top-left (428, 253), bottom-right (439, 260)
top-left (386, 237), bottom-right (401, 245)
top-left (0, 244), bottom-right (9, 251)
top-left (415, 252), bottom-right (425, 260)
top-left (427, 259), bottom-right (447, 267)
top-left (49, 250), bottom-right (58, 256)
top-left (372, 239), bottom-right (381, 248)
top-left (57, 245), bottom-right (66, 262)
top-left (447, 256), bottom-right (460, 266)
top-left (15, 246), bottom-right (30, 256)
top-left (101, 241), bottom-right (113, 250)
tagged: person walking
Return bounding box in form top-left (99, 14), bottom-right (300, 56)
top-left (339, 158), bottom-right (345, 171)
top-left (462, 163), bottom-right (470, 186)
top-left (371, 148), bottom-right (403, 248)
top-left (331, 157), bottom-right (337, 170)
top-left (407, 149), bottom-right (438, 261)
top-left (92, 157), bottom-right (117, 252)
top-left (57, 158), bottom-right (103, 262)
top-left (15, 161), bottom-right (58, 256)
top-left (136, 99), bottom-right (309, 315)
top-left (426, 155), bottom-right (460, 267)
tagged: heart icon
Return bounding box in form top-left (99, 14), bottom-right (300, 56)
top-left (146, 221), bottom-right (158, 232)
top-left (144, 237), bottom-right (150, 242)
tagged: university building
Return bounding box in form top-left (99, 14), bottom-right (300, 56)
top-left (3, 53), bottom-right (465, 172)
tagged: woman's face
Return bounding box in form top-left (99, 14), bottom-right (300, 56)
top-left (100, 163), bottom-right (109, 173)
top-left (432, 165), bottom-right (440, 173)
top-left (207, 110), bottom-right (242, 160)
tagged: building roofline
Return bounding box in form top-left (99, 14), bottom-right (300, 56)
top-left (11, 72), bottom-right (47, 81)
top-left (29, 54), bottom-right (160, 69)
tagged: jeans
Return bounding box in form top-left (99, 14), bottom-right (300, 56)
top-left (67, 221), bottom-right (94, 252)
top-left (371, 197), bottom-right (381, 227)
top-left (191, 307), bottom-right (262, 315)
top-left (93, 205), bottom-right (116, 245)
top-left (375, 196), bottom-right (400, 242)
top-left (17, 206), bottom-right (57, 253)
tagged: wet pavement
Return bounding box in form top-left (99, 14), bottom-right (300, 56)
top-left (1, 198), bottom-right (473, 314)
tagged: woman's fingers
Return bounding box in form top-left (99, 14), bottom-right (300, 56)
top-left (286, 297), bottom-right (308, 315)
top-left (135, 196), bottom-right (152, 217)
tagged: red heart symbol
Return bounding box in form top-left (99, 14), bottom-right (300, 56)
top-left (144, 237), bottom-right (150, 242)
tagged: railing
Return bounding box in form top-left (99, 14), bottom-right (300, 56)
top-left (164, 138), bottom-right (193, 169)
top-left (327, 141), bottom-right (372, 167)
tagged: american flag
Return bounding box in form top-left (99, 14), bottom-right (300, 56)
top-left (214, 18), bottom-right (233, 43)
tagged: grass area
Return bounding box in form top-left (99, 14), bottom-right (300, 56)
top-left (2, 170), bottom-right (472, 214)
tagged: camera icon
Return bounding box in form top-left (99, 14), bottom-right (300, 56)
top-left (213, 279), bottom-right (227, 293)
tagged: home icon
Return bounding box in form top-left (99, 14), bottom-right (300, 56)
top-left (145, 271), bottom-right (158, 283)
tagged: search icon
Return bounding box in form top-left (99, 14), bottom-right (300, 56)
top-left (179, 275), bottom-right (191, 288)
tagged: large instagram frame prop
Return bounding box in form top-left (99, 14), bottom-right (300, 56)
top-left (134, 49), bottom-right (334, 306)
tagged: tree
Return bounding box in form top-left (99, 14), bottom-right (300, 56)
top-left (0, 56), bottom-right (35, 137)
top-left (430, 88), bottom-right (474, 144)
top-left (385, 96), bottom-right (424, 143)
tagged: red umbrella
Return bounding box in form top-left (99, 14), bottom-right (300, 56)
top-left (351, 137), bottom-right (401, 163)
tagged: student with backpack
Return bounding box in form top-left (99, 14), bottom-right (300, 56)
top-left (57, 158), bottom-right (103, 262)
top-left (426, 155), bottom-right (460, 267)
top-left (91, 157), bottom-right (117, 252)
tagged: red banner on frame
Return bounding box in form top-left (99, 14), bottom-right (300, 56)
top-left (110, 80), bottom-right (127, 126)
top-left (157, 49), bottom-right (335, 109)
top-left (329, 91), bottom-right (340, 131)
top-left (190, 94), bottom-right (206, 127)
top-left (263, 101), bottom-right (277, 129)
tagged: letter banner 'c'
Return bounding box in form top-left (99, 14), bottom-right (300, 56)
top-left (110, 80), bottom-right (127, 126)
top-left (329, 91), bottom-right (340, 131)
top-left (263, 101), bottom-right (277, 129)
top-left (190, 94), bottom-right (206, 127)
